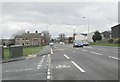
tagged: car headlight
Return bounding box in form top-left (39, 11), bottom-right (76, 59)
top-left (75, 43), bottom-right (77, 45)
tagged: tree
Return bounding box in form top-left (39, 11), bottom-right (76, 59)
top-left (68, 37), bottom-right (73, 43)
top-left (11, 29), bottom-right (26, 39)
top-left (58, 33), bottom-right (65, 42)
top-left (42, 31), bottom-right (51, 45)
top-left (92, 31), bottom-right (102, 42)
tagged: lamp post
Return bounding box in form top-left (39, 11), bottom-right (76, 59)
top-left (83, 17), bottom-right (89, 34)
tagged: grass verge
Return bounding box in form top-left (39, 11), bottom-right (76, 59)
top-left (3, 46), bottom-right (44, 59)
top-left (90, 42), bottom-right (120, 47)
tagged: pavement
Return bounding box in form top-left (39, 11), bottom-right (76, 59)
top-left (2, 43), bottom-right (119, 81)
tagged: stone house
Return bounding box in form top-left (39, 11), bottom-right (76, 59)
top-left (15, 31), bottom-right (42, 46)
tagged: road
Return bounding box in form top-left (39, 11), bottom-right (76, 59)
top-left (2, 44), bottom-right (119, 80)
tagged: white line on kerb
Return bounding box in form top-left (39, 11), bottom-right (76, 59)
top-left (64, 54), bottom-right (70, 60)
top-left (51, 48), bottom-right (53, 54)
top-left (108, 56), bottom-right (120, 60)
top-left (71, 61), bottom-right (85, 72)
top-left (91, 51), bottom-right (102, 55)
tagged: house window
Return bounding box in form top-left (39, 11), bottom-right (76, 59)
top-left (22, 43), bottom-right (24, 46)
top-left (17, 39), bottom-right (19, 40)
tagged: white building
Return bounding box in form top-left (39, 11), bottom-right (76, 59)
top-left (87, 32), bottom-right (94, 42)
top-left (75, 34), bottom-right (87, 41)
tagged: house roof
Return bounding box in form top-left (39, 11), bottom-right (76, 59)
top-left (80, 33), bottom-right (87, 36)
top-left (111, 24), bottom-right (120, 29)
top-left (101, 31), bottom-right (111, 34)
top-left (15, 33), bottom-right (41, 38)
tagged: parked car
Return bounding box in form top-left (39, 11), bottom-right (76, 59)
top-left (82, 41), bottom-right (89, 46)
top-left (73, 40), bottom-right (83, 47)
top-left (60, 42), bottom-right (65, 45)
top-left (49, 42), bottom-right (54, 46)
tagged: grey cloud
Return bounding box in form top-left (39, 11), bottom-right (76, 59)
top-left (1, 2), bottom-right (118, 39)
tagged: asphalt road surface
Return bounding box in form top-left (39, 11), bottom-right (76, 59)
top-left (2, 44), bottom-right (119, 80)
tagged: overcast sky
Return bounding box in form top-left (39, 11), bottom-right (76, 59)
top-left (1, 1), bottom-right (118, 39)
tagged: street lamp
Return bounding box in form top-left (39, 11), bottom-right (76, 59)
top-left (83, 17), bottom-right (89, 34)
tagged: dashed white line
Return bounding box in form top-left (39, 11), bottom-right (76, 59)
top-left (47, 71), bottom-right (50, 75)
top-left (91, 51), bottom-right (102, 55)
top-left (48, 69), bottom-right (50, 72)
top-left (108, 56), bottom-right (120, 60)
top-left (37, 55), bottom-right (46, 69)
top-left (51, 48), bottom-right (53, 54)
top-left (47, 76), bottom-right (51, 79)
top-left (54, 46), bottom-right (57, 49)
top-left (47, 54), bottom-right (51, 80)
top-left (64, 54), bottom-right (70, 60)
top-left (71, 61), bottom-right (85, 72)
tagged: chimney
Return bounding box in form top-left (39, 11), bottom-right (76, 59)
top-left (35, 31), bottom-right (38, 33)
top-left (27, 31), bottom-right (29, 33)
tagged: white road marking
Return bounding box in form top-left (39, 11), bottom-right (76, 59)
top-left (56, 65), bottom-right (70, 69)
top-left (85, 46), bottom-right (92, 49)
top-left (47, 54), bottom-right (51, 80)
top-left (73, 51), bottom-right (76, 53)
top-left (75, 48), bottom-right (79, 49)
top-left (26, 55), bottom-right (37, 59)
top-left (54, 46), bottom-right (57, 49)
top-left (51, 48), bottom-right (53, 54)
top-left (81, 50), bottom-right (87, 52)
top-left (64, 54), bottom-right (70, 60)
top-left (47, 76), bottom-right (51, 79)
top-left (108, 56), bottom-right (120, 60)
top-left (71, 61), bottom-right (85, 72)
top-left (91, 51), bottom-right (102, 55)
top-left (47, 71), bottom-right (50, 75)
top-left (4, 68), bottom-right (34, 73)
top-left (37, 55), bottom-right (46, 69)
top-left (48, 69), bottom-right (50, 72)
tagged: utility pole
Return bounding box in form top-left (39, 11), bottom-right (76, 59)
top-left (73, 29), bottom-right (76, 41)
top-left (83, 17), bottom-right (89, 34)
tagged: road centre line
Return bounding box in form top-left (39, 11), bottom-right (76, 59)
top-left (64, 54), bottom-right (85, 72)
top-left (71, 61), bottom-right (85, 72)
top-left (64, 54), bottom-right (70, 60)
top-left (108, 56), bottom-right (120, 60)
top-left (51, 48), bottom-right (53, 54)
top-left (91, 51), bottom-right (102, 55)
top-left (54, 46), bottom-right (57, 49)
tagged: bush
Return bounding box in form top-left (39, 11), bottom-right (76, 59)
top-left (114, 38), bottom-right (120, 43)
top-left (109, 39), bottom-right (114, 43)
